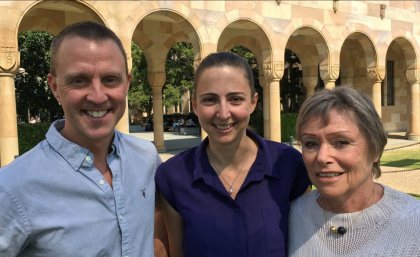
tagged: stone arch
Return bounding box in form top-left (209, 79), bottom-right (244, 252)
top-left (340, 32), bottom-right (378, 94)
top-left (131, 9), bottom-right (201, 151)
top-left (384, 36), bottom-right (420, 139)
top-left (341, 23), bottom-right (383, 65)
top-left (17, 0), bottom-right (105, 36)
top-left (217, 20), bottom-right (271, 69)
top-left (339, 31), bottom-right (385, 118)
top-left (129, 2), bottom-right (204, 58)
top-left (215, 8), bottom-right (279, 63)
top-left (285, 25), bottom-right (331, 97)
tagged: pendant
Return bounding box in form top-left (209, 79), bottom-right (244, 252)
top-left (229, 187), bottom-right (233, 194)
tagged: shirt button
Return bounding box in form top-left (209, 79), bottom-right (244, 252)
top-left (85, 155), bottom-right (91, 161)
top-left (119, 214), bottom-right (124, 220)
top-left (99, 179), bottom-right (105, 185)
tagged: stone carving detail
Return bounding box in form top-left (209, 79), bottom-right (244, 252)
top-left (367, 66), bottom-right (385, 82)
top-left (0, 47), bottom-right (19, 72)
top-left (406, 68), bottom-right (420, 83)
top-left (319, 64), bottom-right (339, 81)
top-left (263, 61), bottom-right (283, 81)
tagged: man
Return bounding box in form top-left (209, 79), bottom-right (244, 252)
top-left (0, 21), bottom-right (161, 257)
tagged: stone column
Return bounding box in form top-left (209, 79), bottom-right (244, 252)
top-left (302, 76), bottom-right (318, 97)
top-left (406, 68), bottom-right (420, 140)
top-left (320, 64), bottom-right (339, 89)
top-left (367, 66), bottom-right (385, 118)
top-left (148, 71), bottom-right (166, 152)
top-left (263, 61), bottom-right (283, 142)
top-left (259, 75), bottom-right (270, 139)
top-left (116, 37), bottom-right (132, 134)
top-left (0, 48), bottom-right (19, 166)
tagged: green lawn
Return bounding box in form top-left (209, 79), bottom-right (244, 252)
top-left (381, 148), bottom-right (420, 170)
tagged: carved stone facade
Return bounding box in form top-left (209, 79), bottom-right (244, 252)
top-left (0, 0), bottom-right (419, 166)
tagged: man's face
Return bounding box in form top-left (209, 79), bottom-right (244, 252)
top-left (48, 36), bottom-right (130, 149)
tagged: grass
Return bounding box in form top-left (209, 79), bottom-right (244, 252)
top-left (381, 147), bottom-right (420, 170)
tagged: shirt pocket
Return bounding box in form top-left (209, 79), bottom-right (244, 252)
top-left (262, 208), bottom-right (286, 256)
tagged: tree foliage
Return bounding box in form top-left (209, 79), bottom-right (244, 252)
top-left (164, 42), bottom-right (194, 109)
top-left (128, 43), bottom-right (153, 117)
top-left (15, 30), bottom-right (62, 122)
top-left (280, 49), bottom-right (304, 112)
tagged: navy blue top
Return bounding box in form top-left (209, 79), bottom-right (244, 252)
top-left (155, 129), bottom-right (310, 257)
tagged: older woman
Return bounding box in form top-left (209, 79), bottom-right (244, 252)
top-left (289, 86), bottom-right (420, 256)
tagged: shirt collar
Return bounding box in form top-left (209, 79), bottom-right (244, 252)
top-left (45, 119), bottom-right (119, 171)
top-left (191, 129), bottom-right (277, 183)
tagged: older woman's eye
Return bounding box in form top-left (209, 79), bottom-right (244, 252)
top-left (302, 141), bottom-right (318, 150)
top-left (335, 140), bottom-right (349, 148)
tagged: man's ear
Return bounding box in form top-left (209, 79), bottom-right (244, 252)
top-left (47, 73), bottom-right (60, 103)
top-left (126, 73), bottom-right (132, 95)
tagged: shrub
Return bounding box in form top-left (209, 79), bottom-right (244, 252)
top-left (249, 112), bottom-right (298, 143)
top-left (281, 113), bottom-right (298, 143)
top-left (18, 122), bottom-right (50, 155)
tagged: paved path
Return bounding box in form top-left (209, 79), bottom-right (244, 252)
top-left (374, 137), bottom-right (420, 196)
top-left (131, 132), bottom-right (420, 196)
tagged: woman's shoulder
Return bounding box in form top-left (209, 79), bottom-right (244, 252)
top-left (291, 190), bottom-right (318, 211)
top-left (380, 185), bottom-right (420, 220)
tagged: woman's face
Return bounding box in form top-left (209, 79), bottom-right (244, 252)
top-left (300, 109), bottom-right (378, 201)
top-left (193, 65), bottom-right (257, 146)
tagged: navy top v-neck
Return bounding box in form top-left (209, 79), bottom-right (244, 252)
top-left (155, 129), bottom-right (310, 257)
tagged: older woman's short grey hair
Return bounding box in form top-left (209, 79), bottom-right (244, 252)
top-left (296, 86), bottom-right (387, 178)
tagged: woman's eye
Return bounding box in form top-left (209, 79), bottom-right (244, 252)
top-left (302, 141), bottom-right (318, 149)
top-left (201, 97), bottom-right (216, 105)
top-left (229, 96), bottom-right (244, 105)
top-left (335, 140), bottom-right (349, 148)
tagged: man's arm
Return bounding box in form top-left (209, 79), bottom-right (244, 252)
top-left (0, 187), bottom-right (30, 256)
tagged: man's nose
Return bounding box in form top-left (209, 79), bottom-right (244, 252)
top-left (87, 80), bottom-right (107, 104)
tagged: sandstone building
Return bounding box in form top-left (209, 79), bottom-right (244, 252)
top-left (0, 0), bottom-right (419, 166)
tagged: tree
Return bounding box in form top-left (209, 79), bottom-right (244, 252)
top-left (128, 43), bottom-right (153, 119)
top-left (280, 49), bottom-right (303, 112)
top-left (15, 30), bottom-right (62, 122)
top-left (164, 42), bottom-right (194, 111)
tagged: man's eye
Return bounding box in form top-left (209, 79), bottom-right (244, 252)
top-left (103, 76), bottom-right (120, 85)
top-left (70, 78), bottom-right (88, 86)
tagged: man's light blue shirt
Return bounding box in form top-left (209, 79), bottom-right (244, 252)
top-left (0, 120), bottom-right (161, 257)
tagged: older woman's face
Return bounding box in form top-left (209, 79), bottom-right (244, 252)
top-left (300, 109), bottom-right (378, 201)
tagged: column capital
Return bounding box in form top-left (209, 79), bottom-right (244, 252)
top-left (319, 64), bottom-right (339, 81)
top-left (147, 71), bottom-right (166, 87)
top-left (263, 61), bottom-right (284, 81)
top-left (406, 67), bottom-right (420, 84)
top-left (0, 47), bottom-right (19, 73)
top-left (367, 66), bottom-right (385, 82)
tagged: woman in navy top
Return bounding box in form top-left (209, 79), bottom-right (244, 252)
top-left (155, 52), bottom-right (310, 257)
